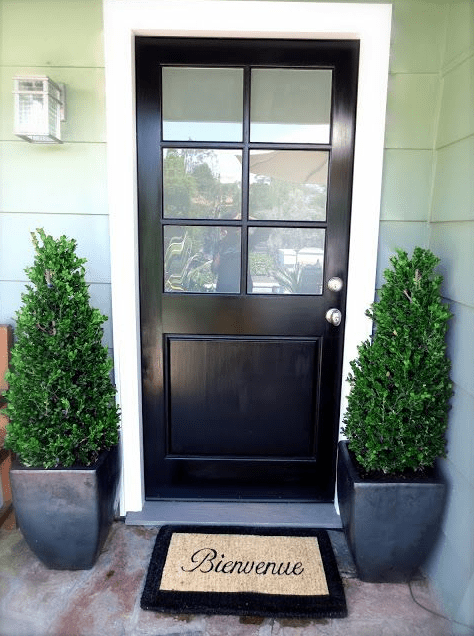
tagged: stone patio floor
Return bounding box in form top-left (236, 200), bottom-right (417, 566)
top-left (0, 521), bottom-right (455, 636)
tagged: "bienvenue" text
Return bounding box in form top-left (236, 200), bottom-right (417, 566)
top-left (181, 547), bottom-right (304, 576)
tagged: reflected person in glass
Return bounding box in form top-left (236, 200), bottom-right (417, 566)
top-left (211, 225), bottom-right (242, 293)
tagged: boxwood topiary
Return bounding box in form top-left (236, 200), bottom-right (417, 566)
top-left (342, 247), bottom-right (452, 475)
top-left (3, 229), bottom-right (120, 468)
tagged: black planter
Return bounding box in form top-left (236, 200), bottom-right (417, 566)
top-left (10, 445), bottom-right (120, 570)
top-left (337, 440), bottom-right (446, 583)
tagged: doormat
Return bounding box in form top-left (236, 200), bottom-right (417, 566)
top-left (141, 525), bottom-right (347, 618)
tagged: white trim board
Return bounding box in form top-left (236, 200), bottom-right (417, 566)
top-left (103, 0), bottom-right (392, 515)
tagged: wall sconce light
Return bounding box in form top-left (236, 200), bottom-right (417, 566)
top-left (13, 76), bottom-right (66, 144)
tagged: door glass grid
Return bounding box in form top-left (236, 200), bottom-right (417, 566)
top-left (161, 66), bottom-right (332, 295)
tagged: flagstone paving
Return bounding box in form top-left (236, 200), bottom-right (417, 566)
top-left (0, 521), bottom-right (454, 636)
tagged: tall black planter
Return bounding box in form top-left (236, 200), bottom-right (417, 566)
top-left (337, 441), bottom-right (446, 582)
top-left (10, 445), bottom-right (119, 570)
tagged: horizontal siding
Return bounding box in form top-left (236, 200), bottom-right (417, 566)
top-left (0, 143), bottom-right (108, 215)
top-left (1, 0), bottom-right (104, 67)
top-left (0, 281), bottom-right (113, 350)
top-left (0, 0), bottom-right (112, 342)
top-left (380, 149), bottom-right (433, 221)
top-left (425, 2), bottom-right (474, 633)
top-left (0, 213), bottom-right (111, 283)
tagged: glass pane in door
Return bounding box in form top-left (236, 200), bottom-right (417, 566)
top-left (250, 69), bottom-right (332, 143)
top-left (162, 67), bottom-right (244, 141)
top-left (248, 227), bottom-right (325, 295)
top-left (163, 149), bottom-right (242, 219)
top-left (164, 225), bottom-right (241, 293)
top-left (248, 150), bottom-right (328, 221)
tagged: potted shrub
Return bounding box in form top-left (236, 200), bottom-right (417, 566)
top-left (3, 229), bottom-right (120, 570)
top-left (338, 247), bottom-right (452, 582)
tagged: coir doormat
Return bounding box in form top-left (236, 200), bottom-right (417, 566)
top-left (141, 525), bottom-right (347, 618)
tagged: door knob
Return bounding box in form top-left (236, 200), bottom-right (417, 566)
top-left (326, 308), bottom-right (342, 326)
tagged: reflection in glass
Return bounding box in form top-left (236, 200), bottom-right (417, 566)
top-left (162, 67), bottom-right (244, 141)
top-left (248, 227), bottom-right (325, 295)
top-left (163, 149), bottom-right (242, 219)
top-left (248, 150), bottom-right (328, 221)
top-left (164, 225), bottom-right (241, 293)
top-left (250, 69), bottom-right (332, 143)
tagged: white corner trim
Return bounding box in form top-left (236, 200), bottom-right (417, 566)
top-left (103, 0), bottom-right (392, 514)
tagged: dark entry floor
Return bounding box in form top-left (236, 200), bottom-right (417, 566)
top-left (0, 521), bottom-right (453, 636)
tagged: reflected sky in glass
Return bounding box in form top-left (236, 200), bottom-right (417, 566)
top-left (162, 67), bottom-right (243, 142)
top-left (250, 68), bottom-right (332, 144)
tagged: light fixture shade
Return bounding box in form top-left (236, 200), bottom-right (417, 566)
top-left (13, 76), bottom-right (65, 143)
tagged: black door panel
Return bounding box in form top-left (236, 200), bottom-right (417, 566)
top-left (136, 37), bottom-right (359, 501)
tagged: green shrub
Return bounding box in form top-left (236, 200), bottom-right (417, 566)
top-left (342, 248), bottom-right (452, 475)
top-left (4, 229), bottom-right (120, 468)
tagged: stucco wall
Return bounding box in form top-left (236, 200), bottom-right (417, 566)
top-left (424, 3), bottom-right (474, 634)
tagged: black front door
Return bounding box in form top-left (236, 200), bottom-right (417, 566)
top-left (136, 37), bottom-right (359, 501)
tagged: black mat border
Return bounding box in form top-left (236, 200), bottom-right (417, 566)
top-left (141, 525), bottom-right (347, 618)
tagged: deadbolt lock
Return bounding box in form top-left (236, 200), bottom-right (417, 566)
top-left (327, 277), bottom-right (344, 292)
top-left (326, 308), bottom-right (342, 326)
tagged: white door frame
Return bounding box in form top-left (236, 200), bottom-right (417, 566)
top-left (103, 0), bottom-right (392, 515)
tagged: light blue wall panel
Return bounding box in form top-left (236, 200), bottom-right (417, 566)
top-left (375, 221), bottom-right (429, 288)
top-left (432, 136), bottom-right (474, 222)
top-left (444, 1), bottom-right (474, 69)
top-left (0, 282), bottom-right (25, 325)
top-left (426, 5), bottom-right (474, 629)
top-left (1, 0), bottom-right (104, 68)
top-left (0, 280), bottom-right (113, 348)
top-left (0, 142), bottom-right (107, 215)
top-left (437, 55), bottom-right (474, 149)
top-left (429, 221), bottom-right (474, 306)
top-left (445, 385), bottom-right (474, 486)
top-left (380, 149), bottom-right (433, 221)
top-left (384, 74), bottom-right (440, 149)
top-left (444, 301), bottom-right (474, 398)
top-left (83, 283), bottom-right (113, 349)
top-left (455, 573), bottom-right (474, 636)
top-left (0, 213), bottom-right (111, 283)
top-left (426, 526), bottom-right (473, 623)
top-left (389, 1), bottom-right (446, 74)
top-left (439, 459), bottom-right (474, 578)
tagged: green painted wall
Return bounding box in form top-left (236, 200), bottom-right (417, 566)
top-left (425, 3), bottom-right (474, 633)
top-left (0, 0), bottom-right (112, 349)
top-left (377, 0), bottom-right (446, 283)
top-left (0, 1), bottom-right (472, 631)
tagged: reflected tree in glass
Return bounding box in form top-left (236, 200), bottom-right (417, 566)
top-left (163, 149), bottom-right (242, 219)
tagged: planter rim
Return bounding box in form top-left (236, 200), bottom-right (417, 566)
top-left (337, 440), bottom-right (445, 485)
top-left (10, 444), bottom-right (119, 473)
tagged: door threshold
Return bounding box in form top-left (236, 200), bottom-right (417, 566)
top-left (125, 501), bottom-right (341, 529)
